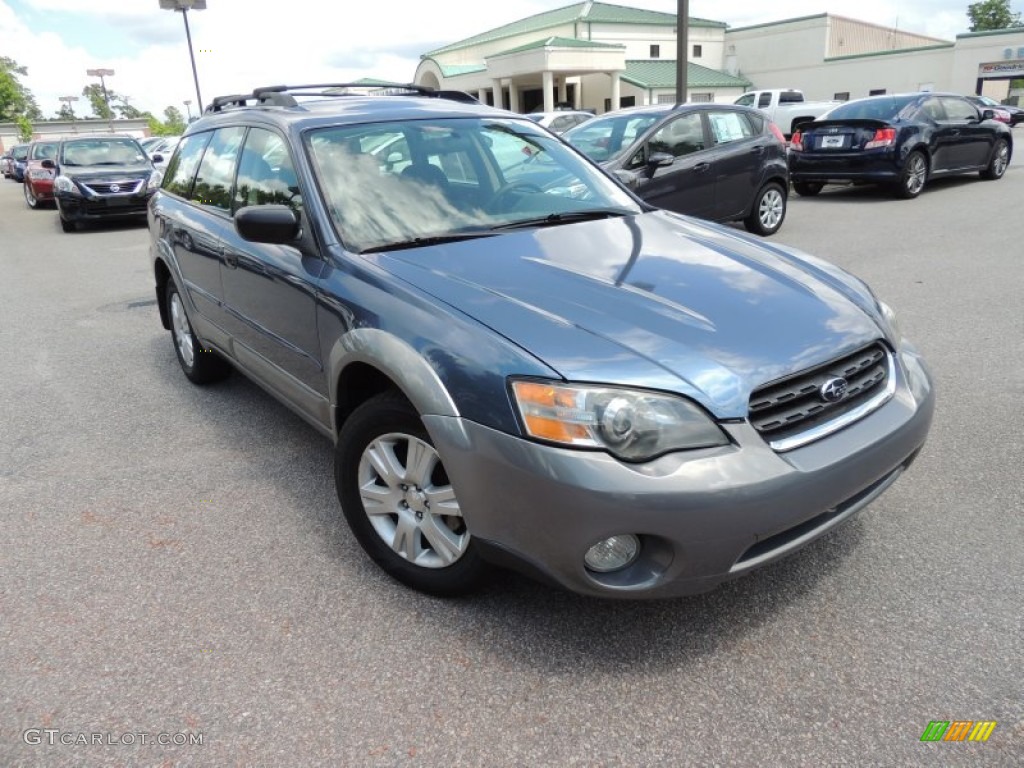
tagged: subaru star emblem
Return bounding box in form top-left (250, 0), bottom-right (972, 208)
top-left (820, 377), bottom-right (848, 403)
top-left (109, 184), bottom-right (120, 193)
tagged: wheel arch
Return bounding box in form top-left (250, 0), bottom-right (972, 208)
top-left (153, 257), bottom-right (173, 330)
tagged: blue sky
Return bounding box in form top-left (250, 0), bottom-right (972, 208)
top-left (2, 0), bottom-right (1018, 118)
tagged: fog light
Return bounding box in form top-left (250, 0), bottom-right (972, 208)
top-left (584, 535), bottom-right (640, 573)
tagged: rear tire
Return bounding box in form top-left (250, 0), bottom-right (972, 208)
top-left (335, 392), bottom-right (487, 597)
top-left (980, 138), bottom-right (1009, 180)
top-left (894, 151), bottom-right (928, 199)
top-left (166, 279), bottom-right (231, 385)
top-left (743, 181), bottom-right (787, 236)
top-left (792, 181), bottom-right (824, 197)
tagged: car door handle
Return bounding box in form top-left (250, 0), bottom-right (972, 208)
top-left (950, 129), bottom-right (961, 136)
top-left (750, 145), bottom-right (766, 154)
top-left (224, 252), bottom-right (239, 269)
top-left (694, 162), bottom-right (711, 173)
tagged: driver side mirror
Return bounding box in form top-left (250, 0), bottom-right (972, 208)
top-left (235, 205), bottom-right (300, 244)
top-left (647, 151), bottom-right (675, 169)
top-left (981, 109), bottom-right (995, 121)
top-left (41, 159), bottom-right (56, 170)
top-left (151, 154), bottom-right (164, 164)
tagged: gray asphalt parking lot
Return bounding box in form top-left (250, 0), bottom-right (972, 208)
top-left (1, 154), bottom-right (1022, 766)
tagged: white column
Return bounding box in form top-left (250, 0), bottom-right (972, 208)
top-left (492, 79), bottom-right (504, 110)
top-left (573, 78), bottom-right (582, 109)
top-left (558, 77), bottom-right (568, 105)
top-left (610, 72), bottom-right (620, 113)
top-left (542, 70), bottom-right (555, 113)
top-left (508, 81), bottom-right (520, 113)
top-left (477, 88), bottom-right (488, 104)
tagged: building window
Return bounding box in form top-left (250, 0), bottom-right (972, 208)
top-left (650, 45), bottom-right (660, 58)
top-left (869, 89), bottom-right (887, 96)
top-left (690, 92), bottom-right (713, 103)
top-left (692, 44), bottom-right (702, 58)
top-left (834, 92), bottom-right (850, 101)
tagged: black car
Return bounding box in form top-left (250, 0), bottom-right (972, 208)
top-left (563, 104), bottom-right (789, 236)
top-left (966, 94), bottom-right (1024, 127)
top-left (48, 135), bottom-right (164, 232)
top-left (789, 92), bottom-right (1013, 199)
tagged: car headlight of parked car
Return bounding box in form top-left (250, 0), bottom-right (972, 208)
top-left (511, 380), bottom-right (728, 461)
top-left (28, 169), bottom-right (55, 180)
top-left (54, 175), bottom-right (81, 195)
top-left (146, 171), bottom-right (164, 191)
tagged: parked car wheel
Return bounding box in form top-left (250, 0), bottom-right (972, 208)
top-left (980, 139), bottom-right (1010, 180)
top-left (24, 181), bottom-right (42, 209)
top-left (744, 181), bottom-right (787, 236)
top-left (59, 216), bottom-right (76, 232)
top-left (792, 181), bottom-right (824, 197)
top-left (166, 280), bottom-right (231, 384)
top-left (335, 392), bottom-right (486, 596)
top-left (894, 151), bottom-right (928, 199)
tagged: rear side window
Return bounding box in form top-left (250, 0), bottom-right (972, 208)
top-left (162, 133), bottom-right (212, 198)
top-left (708, 111), bottom-right (755, 144)
top-left (233, 128), bottom-right (302, 212)
top-left (191, 126), bottom-right (246, 211)
top-left (758, 93), bottom-right (772, 108)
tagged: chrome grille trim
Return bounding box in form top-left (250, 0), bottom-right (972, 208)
top-left (81, 179), bottom-right (144, 195)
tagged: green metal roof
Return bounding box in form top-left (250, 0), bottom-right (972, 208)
top-left (621, 60), bottom-right (751, 89)
top-left (349, 77), bottom-right (406, 86)
top-left (956, 26), bottom-right (1024, 39)
top-left (436, 62), bottom-right (488, 77)
top-left (488, 36), bottom-right (624, 57)
top-left (426, 2), bottom-right (726, 56)
top-left (825, 42), bottom-right (954, 62)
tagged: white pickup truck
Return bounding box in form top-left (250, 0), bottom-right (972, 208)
top-left (735, 89), bottom-right (841, 138)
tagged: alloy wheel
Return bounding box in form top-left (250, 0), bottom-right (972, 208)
top-left (169, 291), bottom-right (195, 368)
top-left (759, 187), bottom-right (785, 230)
top-left (905, 154), bottom-right (927, 195)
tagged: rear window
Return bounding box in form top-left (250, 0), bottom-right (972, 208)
top-left (824, 95), bottom-right (917, 121)
top-left (778, 91), bottom-right (805, 104)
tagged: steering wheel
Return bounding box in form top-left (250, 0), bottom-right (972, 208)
top-left (489, 181), bottom-right (544, 211)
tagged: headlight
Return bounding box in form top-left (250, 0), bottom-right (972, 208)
top-left (511, 380), bottom-right (727, 461)
top-left (28, 169), bottom-right (55, 180)
top-left (877, 300), bottom-right (901, 344)
top-left (54, 176), bottom-right (81, 195)
top-left (146, 171), bottom-right (164, 191)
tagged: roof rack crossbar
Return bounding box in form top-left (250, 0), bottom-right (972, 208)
top-left (204, 82), bottom-right (480, 113)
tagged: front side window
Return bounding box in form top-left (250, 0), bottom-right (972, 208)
top-left (308, 118), bottom-right (640, 253)
top-left (735, 94), bottom-right (755, 108)
top-left (233, 128), bottom-right (302, 212)
top-left (191, 126), bottom-right (245, 211)
top-left (648, 112), bottom-right (705, 158)
top-left (162, 132), bottom-right (212, 198)
top-left (564, 112), bottom-right (662, 163)
top-left (939, 97), bottom-right (978, 121)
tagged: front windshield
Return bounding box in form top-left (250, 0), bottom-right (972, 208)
top-left (12, 145), bottom-right (28, 161)
top-left (563, 112), bottom-right (663, 163)
top-left (60, 138), bottom-right (149, 167)
top-left (29, 142), bottom-right (58, 161)
top-left (307, 117), bottom-right (640, 253)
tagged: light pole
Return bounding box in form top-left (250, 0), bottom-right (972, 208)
top-left (675, 0), bottom-right (689, 106)
top-left (183, 99), bottom-right (193, 121)
top-left (86, 68), bottom-right (115, 125)
top-left (159, 0), bottom-right (207, 113)
top-left (60, 96), bottom-right (80, 132)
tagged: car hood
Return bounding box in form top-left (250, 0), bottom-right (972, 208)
top-left (370, 211), bottom-right (887, 418)
top-left (60, 164), bottom-right (153, 179)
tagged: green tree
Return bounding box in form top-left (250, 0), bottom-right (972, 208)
top-left (163, 105), bottom-right (186, 133)
top-left (967, 0), bottom-right (1023, 30)
top-left (16, 115), bottom-right (33, 142)
top-left (56, 102), bottom-right (76, 119)
top-left (0, 56), bottom-right (42, 122)
top-left (82, 83), bottom-right (119, 119)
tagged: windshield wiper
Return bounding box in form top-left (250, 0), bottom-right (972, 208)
top-left (489, 209), bottom-right (631, 231)
top-left (359, 231), bottom-right (497, 254)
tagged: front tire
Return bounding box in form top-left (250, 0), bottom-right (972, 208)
top-left (59, 215), bottom-right (76, 232)
top-left (166, 279), bottom-right (231, 384)
top-left (335, 392), bottom-right (486, 596)
top-left (24, 181), bottom-right (41, 209)
top-left (792, 181), bottom-right (824, 197)
top-left (894, 150), bottom-right (928, 199)
top-left (980, 138), bottom-right (1009, 180)
top-left (744, 181), bottom-right (787, 236)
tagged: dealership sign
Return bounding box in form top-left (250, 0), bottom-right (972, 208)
top-left (979, 60), bottom-right (1024, 78)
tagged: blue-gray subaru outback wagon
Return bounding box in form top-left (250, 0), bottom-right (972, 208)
top-left (149, 84), bottom-right (934, 598)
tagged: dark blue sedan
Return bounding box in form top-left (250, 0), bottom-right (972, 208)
top-left (788, 92), bottom-right (1012, 199)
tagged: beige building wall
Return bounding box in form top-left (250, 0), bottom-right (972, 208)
top-left (826, 16), bottom-right (947, 57)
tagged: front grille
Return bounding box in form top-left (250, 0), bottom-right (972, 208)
top-left (749, 341), bottom-right (891, 448)
top-left (82, 179), bottom-right (143, 195)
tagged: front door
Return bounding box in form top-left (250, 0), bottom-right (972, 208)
top-left (629, 111), bottom-right (715, 219)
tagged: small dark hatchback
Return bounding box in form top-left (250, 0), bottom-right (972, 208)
top-left (149, 84), bottom-right (933, 599)
top-left (789, 92), bottom-right (1012, 199)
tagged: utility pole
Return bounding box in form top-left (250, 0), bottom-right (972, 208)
top-left (675, 0), bottom-right (689, 106)
top-left (87, 68), bottom-right (115, 129)
top-left (159, 0), bottom-right (207, 112)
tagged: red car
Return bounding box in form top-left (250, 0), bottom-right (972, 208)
top-left (23, 140), bottom-right (60, 209)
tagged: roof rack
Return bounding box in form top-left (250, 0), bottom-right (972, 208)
top-left (205, 83), bottom-right (480, 113)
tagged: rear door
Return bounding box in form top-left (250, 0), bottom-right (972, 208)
top-left (703, 109), bottom-right (768, 221)
top-left (219, 127), bottom-right (327, 403)
top-left (628, 111), bottom-right (715, 219)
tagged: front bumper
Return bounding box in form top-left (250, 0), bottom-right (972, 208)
top-left (426, 345), bottom-right (934, 599)
top-left (56, 191), bottom-right (153, 222)
top-left (27, 177), bottom-right (54, 200)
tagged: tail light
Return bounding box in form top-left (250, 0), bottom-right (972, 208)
top-left (864, 128), bottom-right (896, 149)
top-left (768, 122), bottom-right (786, 145)
top-left (790, 131), bottom-right (804, 152)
